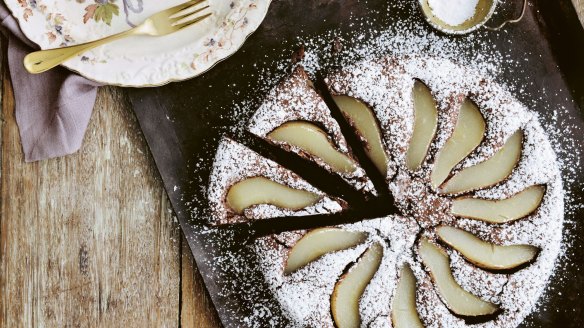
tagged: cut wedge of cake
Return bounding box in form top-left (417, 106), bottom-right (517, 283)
top-left (207, 137), bottom-right (346, 225)
top-left (248, 66), bottom-right (374, 193)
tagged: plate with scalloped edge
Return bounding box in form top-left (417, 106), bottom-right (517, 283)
top-left (5, 0), bottom-right (271, 87)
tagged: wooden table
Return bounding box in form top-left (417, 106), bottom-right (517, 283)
top-left (0, 55), bottom-right (220, 326)
top-left (1, 2), bottom-right (583, 326)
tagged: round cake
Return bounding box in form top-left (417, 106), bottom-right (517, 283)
top-left (207, 55), bottom-right (564, 328)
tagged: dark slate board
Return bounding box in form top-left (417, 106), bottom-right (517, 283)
top-left (128, 0), bottom-right (584, 326)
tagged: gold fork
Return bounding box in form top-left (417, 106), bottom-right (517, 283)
top-left (24, 0), bottom-right (212, 74)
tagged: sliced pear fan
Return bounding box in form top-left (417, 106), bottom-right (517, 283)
top-left (430, 98), bottom-right (486, 189)
top-left (439, 131), bottom-right (523, 195)
top-left (436, 226), bottom-right (538, 270)
top-left (284, 228), bottom-right (368, 274)
top-left (392, 264), bottom-right (424, 328)
top-left (419, 238), bottom-right (499, 317)
top-left (451, 185), bottom-right (545, 224)
top-left (331, 243), bottom-right (383, 328)
top-left (226, 177), bottom-right (320, 214)
top-left (333, 95), bottom-right (390, 176)
top-left (406, 80), bottom-right (438, 171)
top-left (267, 121), bottom-right (358, 174)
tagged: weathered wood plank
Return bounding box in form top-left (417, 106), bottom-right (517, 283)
top-left (0, 65), bottom-right (181, 326)
top-left (180, 236), bottom-right (222, 328)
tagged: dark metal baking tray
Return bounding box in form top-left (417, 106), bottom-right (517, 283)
top-left (127, 0), bottom-right (584, 326)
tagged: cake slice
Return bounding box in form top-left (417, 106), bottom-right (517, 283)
top-left (248, 66), bottom-right (374, 193)
top-left (324, 59), bottom-right (415, 182)
top-left (207, 137), bottom-right (346, 225)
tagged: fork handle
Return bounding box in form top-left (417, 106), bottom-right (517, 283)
top-left (24, 28), bottom-right (139, 74)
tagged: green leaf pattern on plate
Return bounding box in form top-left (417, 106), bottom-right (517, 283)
top-left (84, 1), bottom-right (121, 26)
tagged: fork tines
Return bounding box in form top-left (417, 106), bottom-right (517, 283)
top-left (170, 0), bottom-right (211, 27)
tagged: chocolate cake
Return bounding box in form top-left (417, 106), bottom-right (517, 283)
top-left (248, 66), bottom-right (374, 193)
top-left (206, 55), bottom-right (564, 328)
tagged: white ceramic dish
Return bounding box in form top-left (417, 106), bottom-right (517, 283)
top-left (5, 0), bottom-right (271, 87)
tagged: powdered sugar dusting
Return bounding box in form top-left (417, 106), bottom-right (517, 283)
top-left (237, 55), bottom-right (564, 327)
top-left (254, 216), bottom-right (420, 327)
top-left (248, 65), bottom-right (373, 192)
top-left (199, 4), bottom-right (580, 326)
top-left (207, 137), bottom-right (344, 225)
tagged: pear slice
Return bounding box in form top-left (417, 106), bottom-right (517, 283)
top-left (436, 226), bottom-right (538, 270)
top-left (451, 185), bottom-right (545, 224)
top-left (419, 238), bottom-right (499, 317)
top-left (226, 177), bottom-right (320, 214)
top-left (430, 99), bottom-right (486, 189)
top-left (285, 228), bottom-right (368, 274)
top-left (392, 265), bottom-right (424, 328)
top-left (267, 121), bottom-right (358, 174)
top-left (333, 95), bottom-right (389, 176)
top-left (439, 131), bottom-right (523, 195)
top-left (406, 80), bottom-right (438, 171)
top-left (331, 242), bottom-right (383, 328)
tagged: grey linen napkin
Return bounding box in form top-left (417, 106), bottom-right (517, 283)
top-left (0, 4), bottom-right (101, 162)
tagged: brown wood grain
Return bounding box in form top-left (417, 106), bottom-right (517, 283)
top-left (0, 79), bottom-right (179, 325)
top-left (0, 50), bottom-right (218, 327)
top-left (180, 236), bottom-right (222, 328)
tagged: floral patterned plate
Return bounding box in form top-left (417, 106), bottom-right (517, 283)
top-left (5, 0), bottom-right (271, 86)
